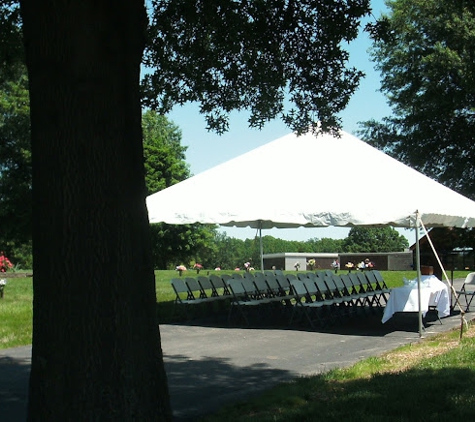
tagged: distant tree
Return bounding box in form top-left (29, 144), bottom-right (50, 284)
top-left (142, 110), bottom-right (217, 269)
top-left (189, 225), bottom-right (219, 269)
top-left (243, 238), bottom-right (261, 269)
top-left (285, 239), bottom-right (308, 253)
top-left (143, 110), bottom-right (190, 194)
top-left (262, 235), bottom-right (287, 254)
top-left (342, 226), bottom-right (408, 253)
top-left (0, 67), bottom-right (32, 266)
top-left (0, 3), bottom-right (32, 267)
top-left (360, 0), bottom-right (475, 199)
top-left (208, 231), bottom-right (246, 270)
top-left (306, 237), bottom-right (344, 253)
top-left (0, 1), bottom-right (23, 83)
top-left (150, 223), bottom-right (216, 269)
top-left (212, 235), bottom-right (347, 268)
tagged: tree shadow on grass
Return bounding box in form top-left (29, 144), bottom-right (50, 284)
top-left (221, 366), bottom-right (475, 421)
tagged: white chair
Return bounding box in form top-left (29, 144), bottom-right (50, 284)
top-left (455, 272), bottom-right (475, 312)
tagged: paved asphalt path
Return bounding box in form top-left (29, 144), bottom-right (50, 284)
top-left (1, 278), bottom-right (472, 421)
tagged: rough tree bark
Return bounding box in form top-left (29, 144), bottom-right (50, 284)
top-left (20, 1), bottom-right (172, 419)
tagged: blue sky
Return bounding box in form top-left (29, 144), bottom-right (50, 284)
top-left (163, 1), bottom-right (416, 245)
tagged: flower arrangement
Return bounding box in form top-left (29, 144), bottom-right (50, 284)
top-left (0, 253), bottom-right (13, 273)
top-left (307, 259), bottom-right (316, 270)
top-left (175, 265), bottom-right (187, 276)
top-left (244, 261), bottom-right (251, 272)
top-left (345, 262), bottom-right (355, 272)
top-left (294, 262), bottom-right (300, 271)
top-left (193, 263), bottom-right (203, 274)
top-left (364, 259), bottom-right (375, 269)
top-left (331, 259), bottom-right (340, 273)
top-left (0, 278), bottom-right (6, 298)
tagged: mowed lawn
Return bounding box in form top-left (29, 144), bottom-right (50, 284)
top-left (0, 276), bottom-right (33, 349)
top-left (0, 269), bottom-right (471, 350)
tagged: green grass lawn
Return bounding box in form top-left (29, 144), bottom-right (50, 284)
top-left (0, 276), bottom-right (33, 349)
top-left (1, 269), bottom-right (471, 349)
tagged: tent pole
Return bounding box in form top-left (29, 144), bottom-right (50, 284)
top-left (259, 221), bottom-right (264, 271)
top-left (415, 212), bottom-right (423, 337)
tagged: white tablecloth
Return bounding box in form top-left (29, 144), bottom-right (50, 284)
top-left (382, 275), bottom-right (450, 323)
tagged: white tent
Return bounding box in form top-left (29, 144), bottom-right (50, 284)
top-left (147, 129), bottom-right (475, 336)
top-left (147, 129), bottom-right (475, 230)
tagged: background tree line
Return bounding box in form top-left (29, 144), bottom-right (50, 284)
top-left (152, 225), bottom-right (409, 269)
top-left (162, 226), bottom-right (409, 271)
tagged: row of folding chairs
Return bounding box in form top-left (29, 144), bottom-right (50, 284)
top-left (170, 272), bottom-right (295, 324)
top-left (233, 269), bottom-right (390, 308)
top-left (170, 270), bottom-right (391, 327)
top-left (296, 270), bottom-right (390, 307)
top-left (170, 275), bottom-right (235, 319)
top-left (225, 270), bottom-right (388, 328)
top-left (286, 270), bottom-right (390, 329)
top-left (225, 273), bottom-right (297, 325)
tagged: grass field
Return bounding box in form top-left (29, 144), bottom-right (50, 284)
top-left (0, 276), bottom-right (33, 349)
top-left (1, 269), bottom-right (471, 350)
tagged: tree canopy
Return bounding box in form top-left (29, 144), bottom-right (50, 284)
top-left (0, 66), bottom-right (32, 265)
top-left (360, 0), bottom-right (475, 199)
top-left (342, 226), bottom-right (409, 253)
top-left (0, 3), bottom-right (30, 263)
top-left (142, 110), bottom-right (217, 269)
top-left (143, 0), bottom-right (371, 134)
top-left (0, 1), bottom-right (23, 83)
top-left (142, 110), bottom-right (190, 194)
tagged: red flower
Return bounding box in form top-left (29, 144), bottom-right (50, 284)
top-left (0, 253), bottom-right (13, 272)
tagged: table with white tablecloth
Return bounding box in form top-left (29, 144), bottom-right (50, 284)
top-left (382, 275), bottom-right (450, 324)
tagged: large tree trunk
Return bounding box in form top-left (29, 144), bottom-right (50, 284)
top-left (20, 1), bottom-right (172, 419)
